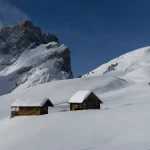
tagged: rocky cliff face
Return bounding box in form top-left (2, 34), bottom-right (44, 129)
top-left (0, 20), bottom-right (73, 95)
top-left (0, 20), bottom-right (59, 55)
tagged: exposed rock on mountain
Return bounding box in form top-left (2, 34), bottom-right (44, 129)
top-left (0, 20), bottom-right (73, 95)
top-left (0, 20), bottom-right (59, 55)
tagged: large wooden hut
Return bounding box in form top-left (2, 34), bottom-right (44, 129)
top-left (11, 98), bottom-right (54, 117)
top-left (68, 91), bottom-right (103, 111)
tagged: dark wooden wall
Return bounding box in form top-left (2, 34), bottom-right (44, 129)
top-left (40, 103), bottom-right (49, 115)
top-left (70, 93), bottom-right (101, 111)
top-left (18, 107), bottom-right (41, 115)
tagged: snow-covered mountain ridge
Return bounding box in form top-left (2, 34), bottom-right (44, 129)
top-left (84, 46), bottom-right (150, 82)
top-left (0, 21), bottom-right (73, 95)
top-left (0, 45), bottom-right (150, 149)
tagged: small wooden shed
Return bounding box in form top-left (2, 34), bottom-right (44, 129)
top-left (11, 98), bottom-right (54, 117)
top-left (68, 91), bottom-right (103, 111)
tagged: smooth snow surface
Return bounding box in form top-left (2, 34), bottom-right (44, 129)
top-left (68, 90), bottom-right (91, 103)
top-left (0, 74), bottom-right (149, 150)
top-left (11, 98), bottom-right (50, 107)
top-left (1, 46), bottom-right (150, 150)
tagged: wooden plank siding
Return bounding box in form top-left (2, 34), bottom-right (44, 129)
top-left (11, 106), bottom-right (48, 117)
top-left (19, 107), bottom-right (41, 115)
top-left (40, 103), bottom-right (49, 115)
top-left (70, 104), bottom-right (83, 110)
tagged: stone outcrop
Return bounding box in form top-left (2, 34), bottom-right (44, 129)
top-left (0, 20), bottom-right (73, 95)
top-left (0, 20), bottom-right (59, 55)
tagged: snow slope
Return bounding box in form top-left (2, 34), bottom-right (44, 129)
top-left (0, 77), bottom-right (150, 150)
top-left (0, 75), bottom-right (131, 119)
top-left (1, 46), bottom-right (150, 150)
top-left (84, 46), bottom-right (150, 83)
top-left (1, 100), bottom-right (150, 150)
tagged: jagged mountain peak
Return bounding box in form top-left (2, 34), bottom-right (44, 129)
top-left (0, 21), bottom-right (73, 95)
top-left (18, 20), bottom-right (33, 28)
top-left (0, 20), bottom-right (59, 55)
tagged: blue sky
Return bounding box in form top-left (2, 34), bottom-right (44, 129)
top-left (1, 0), bottom-right (150, 76)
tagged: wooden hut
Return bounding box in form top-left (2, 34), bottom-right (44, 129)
top-left (68, 91), bottom-right (103, 111)
top-left (11, 98), bottom-right (54, 117)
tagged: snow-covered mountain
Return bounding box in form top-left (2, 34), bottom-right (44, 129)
top-left (83, 46), bottom-right (150, 82)
top-left (1, 43), bottom-right (150, 149)
top-left (0, 20), bottom-right (73, 95)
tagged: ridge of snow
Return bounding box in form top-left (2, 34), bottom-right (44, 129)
top-left (84, 46), bottom-right (150, 83)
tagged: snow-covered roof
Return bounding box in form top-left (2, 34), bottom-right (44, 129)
top-left (68, 91), bottom-right (92, 103)
top-left (11, 98), bottom-right (53, 107)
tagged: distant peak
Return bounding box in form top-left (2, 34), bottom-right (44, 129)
top-left (18, 20), bottom-right (33, 28)
top-left (0, 20), bottom-right (60, 54)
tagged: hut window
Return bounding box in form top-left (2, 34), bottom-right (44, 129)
top-left (16, 107), bottom-right (19, 111)
top-left (11, 107), bottom-right (19, 111)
